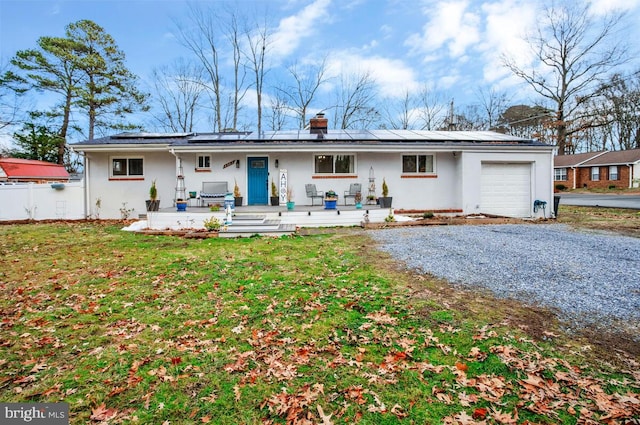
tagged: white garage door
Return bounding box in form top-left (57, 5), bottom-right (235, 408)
top-left (480, 163), bottom-right (531, 217)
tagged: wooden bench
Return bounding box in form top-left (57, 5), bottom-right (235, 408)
top-left (200, 181), bottom-right (229, 206)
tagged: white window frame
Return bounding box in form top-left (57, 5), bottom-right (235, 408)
top-left (313, 154), bottom-right (356, 174)
top-left (609, 165), bottom-right (618, 180)
top-left (554, 168), bottom-right (567, 181)
top-left (196, 154), bottom-right (211, 170)
top-left (402, 154), bottom-right (436, 174)
top-left (110, 156), bottom-right (144, 178)
top-left (591, 167), bottom-right (600, 181)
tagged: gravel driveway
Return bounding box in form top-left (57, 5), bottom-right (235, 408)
top-left (370, 224), bottom-right (640, 336)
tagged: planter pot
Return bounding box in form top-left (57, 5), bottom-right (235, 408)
top-left (146, 200), bottom-right (160, 212)
top-left (176, 201), bottom-right (188, 212)
top-left (270, 196), bottom-right (280, 206)
top-left (379, 197), bottom-right (393, 208)
top-left (324, 199), bottom-right (338, 210)
top-left (286, 201), bottom-right (295, 211)
top-left (234, 197), bottom-right (243, 207)
top-left (355, 202), bottom-right (362, 209)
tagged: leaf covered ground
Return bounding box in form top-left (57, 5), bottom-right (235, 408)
top-left (0, 221), bottom-right (638, 424)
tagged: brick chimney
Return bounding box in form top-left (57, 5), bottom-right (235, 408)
top-left (309, 113), bottom-right (328, 134)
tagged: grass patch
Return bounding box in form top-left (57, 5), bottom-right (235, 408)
top-left (557, 205), bottom-right (640, 237)
top-left (0, 222), bottom-right (638, 424)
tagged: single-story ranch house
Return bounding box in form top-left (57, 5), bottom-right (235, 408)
top-left (72, 115), bottom-right (555, 220)
top-left (554, 149), bottom-right (640, 190)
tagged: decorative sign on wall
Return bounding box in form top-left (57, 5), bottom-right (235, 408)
top-left (223, 160), bottom-right (238, 169)
top-left (279, 169), bottom-right (288, 204)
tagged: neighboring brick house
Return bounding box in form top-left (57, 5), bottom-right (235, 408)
top-left (554, 149), bottom-right (640, 190)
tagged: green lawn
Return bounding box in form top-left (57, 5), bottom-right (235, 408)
top-left (0, 222), bottom-right (638, 424)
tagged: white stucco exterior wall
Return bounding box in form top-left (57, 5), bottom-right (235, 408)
top-left (459, 148), bottom-right (554, 217)
top-left (84, 150), bottom-right (176, 219)
top-left (81, 143), bottom-right (554, 219)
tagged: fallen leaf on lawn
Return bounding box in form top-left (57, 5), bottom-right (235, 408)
top-left (316, 405), bottom-right (333, 425)
top-left (390, 403), bottom-right (408, 418)
top-left (30, 362), bottom-right (47, 373)
top-left (365, 310), bottom-right (397, 325)
top-left (90, 403), bottom-right (118, 421)
top-left (472, 407), bottom-right (487, 419)
top-left (489, 407), bottom-right (518, 424)
top-left (456, 362), bottom-right (469, 372)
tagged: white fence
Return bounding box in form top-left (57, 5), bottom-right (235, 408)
top-left (0, 182), bottom-right (85, 221)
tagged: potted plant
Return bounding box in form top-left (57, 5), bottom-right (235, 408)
top-left (233, 180), bottom-right (243, 207)
top-left (286, 187), bottom-right (295, 211)
top-left (324, 190), bottom-right (338, 210)
top-left (146, 179), bottom-right (160, 211)
top-left (354, 191), bottom-right (362, 209)
top-left (379, 178), bottom-right (392, 208)
top-left (176, 198), bottom-right (188, 212)
top-left (270, 180), bottom-right (280, 206)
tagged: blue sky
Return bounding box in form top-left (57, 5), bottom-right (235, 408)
top-left (1, 0), bottom-right (639, 141)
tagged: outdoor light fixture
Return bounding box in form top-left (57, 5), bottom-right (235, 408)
top-left (236, 159), bottom-right (240, 168)
top-left (275, 159), bottom-right (279, 168)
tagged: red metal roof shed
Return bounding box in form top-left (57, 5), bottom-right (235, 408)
top-left (0, 158), bottom-right (70, 182)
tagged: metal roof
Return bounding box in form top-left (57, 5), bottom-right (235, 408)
top-left (0, 158), bottom-right (70, 180)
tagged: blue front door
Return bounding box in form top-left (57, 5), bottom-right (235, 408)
top-left (248, 157), bottom-right (268, 205)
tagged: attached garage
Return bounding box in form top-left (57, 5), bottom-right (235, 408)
top-left (480, 162), bottom-right (532, 217)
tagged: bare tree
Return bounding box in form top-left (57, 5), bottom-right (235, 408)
top-left (381, 89), bottom-right (416, 130)
top-left (151, 59), bottom-right (206, 132)
top-left (265, 91), bottom-right (289, 131)
top-left (475, 86), bottom-right (511, 130)
top-left (224, 8), bottom-right (248, 131)
top-left (416, 83), bottom-right (446, 130)
top-left (499, 104), bottom-right (554, 140)
top-left (503, 2), bottom-right (629, 154)
top-left (175, 4), bottom-right (224, 131)
top-left (244, 15), bottom-right (271, 134)
top-left (278, 57), bottom-right (329, 129)
top-left (456, 104), bottom-right (484, 130)
top-left (586, 71), bottom-right (640, 150)
top-left (332, 70), bottom-right (379, 129)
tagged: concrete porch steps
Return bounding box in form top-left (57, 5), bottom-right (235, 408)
top-left (221, 218), bottom-right (289, 234)
top-left (130, 207), bottom-right (410, 237)
top-left (221, 222), bottom-right (297, 238)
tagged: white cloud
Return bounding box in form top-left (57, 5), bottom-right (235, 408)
top-left (379, 24), bottom-right (393, 39)
top-left (478, 0), bottom-right (537, 83)
top-left (270, 0), bottom-right (333, 59)
top-left (325, 51), bottom-right (419, 98)
top-left (405, 0), bottom-right (481, 59)
top-left (589, 0), bottom-right (640, 15)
